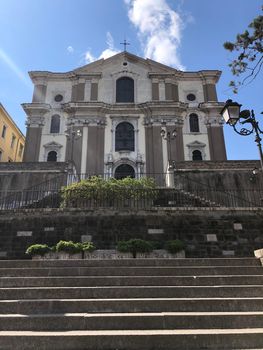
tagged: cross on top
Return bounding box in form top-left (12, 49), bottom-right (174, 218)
top-left (120, 39), bottom-right (130, 52)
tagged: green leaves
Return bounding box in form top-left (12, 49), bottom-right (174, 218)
top-left (164, 240), bottom-right (185, 254)
top-left (25, 244), bottom-right (51, 256)
top-left (56, 240), bottom-right (82, 254)
top-left (223, 9), bottom-right (263, 92)
top-left (60, 176), bottom-right (157, 207)
top-left (117, 239), bottom-right (153, 258)
top-left (25, 241), bottom-right (96, 256)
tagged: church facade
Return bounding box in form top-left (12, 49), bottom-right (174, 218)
top-left (22, 52), bottom-right (226, 177)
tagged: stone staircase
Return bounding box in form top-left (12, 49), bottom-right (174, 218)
top-left (0, 258), bottom-right (263, 349)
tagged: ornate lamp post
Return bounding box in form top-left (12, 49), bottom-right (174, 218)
top-left (65, 126), bottom-right (82, 166)
top-left (160, 128), bottom-right (177, 170)
top-left (221, 99), bottom-right (263, 171)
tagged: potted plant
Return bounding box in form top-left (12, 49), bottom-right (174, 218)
top-left (117, 239), bottom-right (153, 258)
top-left (55, 240), bottom-right (82, 259)
top-left (25, 244), bottom-right (51, 260)
top-left (164, 239), bottom-right (185, 258)
top-left (82, 241), bottom-right (96, 259)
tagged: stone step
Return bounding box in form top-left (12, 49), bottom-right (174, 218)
top-left (2, 274), bottom-right (263, 288)
top-left (0, 329), bottom-right (263, 349)
top-left (1, 298), bottom-right (263, 314)
top-left (1, 312), bottom-right (263, 331)
top-left (0, 258), bottom-right (259, 268)
top-left (1, 266), bottom-right (263, 277)
top-left (1, 285), bottom-right (263, 300)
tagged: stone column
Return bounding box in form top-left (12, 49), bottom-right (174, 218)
top-left (90, 82), bottom-right (98, 101)
top-left (166, 125), bottom-right (184, 162)
top-left (207, 124), bottom-right (227, 161)
top-left (65, 126), bottom-right (83, 173)
top-left (203, 83), bottom-right (218, 102)
top-left (152, 81), bottom-right (159, 100)
top-left (81, 126), bottom-right (88, 174)
top-left (145, 124), bottom-right (164, 184)
top-left (86, 125), bottom-right (105, 175)
top-left (23, 126), bottom-right (42, 161)
top-left (32, 84), bottom-right (47, 103)
top-left (159, 81), bottom-right (165, 101)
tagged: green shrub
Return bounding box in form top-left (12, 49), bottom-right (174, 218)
top-left (25, 244), bottom-right (51, 256)
top-left (150, 241), bottom-right (164, 250)
top-left (165, 240), bottom-right (185, 254)
top-left (60, 176), bottom-right (156, 207)
top-left (81, 241), bottom-right (96, 252)
top-left (56, 240), bottom-right (82, 254)
top-left (117, 239), bottom-right (153, 258)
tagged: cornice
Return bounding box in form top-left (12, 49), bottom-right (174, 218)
top-left (138, 101), bottom-right (188, 115)
top-left (198, 102), bottom-right (225, 112)
top-left (29, 71), bottom-right (102, 84)
top-left (21, 103), bottom-right (51, 116)
top-left (198, 70), bottom-right (222, 84)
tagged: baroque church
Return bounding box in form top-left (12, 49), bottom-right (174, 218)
top-left (22, 51), bottom-right (227, 178)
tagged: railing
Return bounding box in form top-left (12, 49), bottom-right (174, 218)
top-left (1, 171), bottom-right (262, 210)
top-left (66, 173), bottom-right (168, 187)
top-left (174, 173), bottom-right (263, 208)
top-left (0, 187), bottom-right (263, 210)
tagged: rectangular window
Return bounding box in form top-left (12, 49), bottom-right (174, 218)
top-left (18, 144), bottom-right (24, 158)
top-left (0, 150), bottom-right (2, 161)
top-left (1, 125), bottom-right (7, 138)
top-left (11, 134), bottom-right (16, 148)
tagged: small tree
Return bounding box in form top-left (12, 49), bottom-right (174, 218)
top-left (224, 7), bottom-right (263, 93)
top-left (60, 176), bottom-right (156, 208)
top-left (117, 239), bottom-right (153, 258)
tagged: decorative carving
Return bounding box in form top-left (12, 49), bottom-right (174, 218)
top-left (26, 116), bottom-right (45, 127)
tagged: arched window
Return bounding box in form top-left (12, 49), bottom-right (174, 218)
top-left (189, 114), bottom-right (199, 132)
top-left (50, 115), bottom-right (60, 133)
top-left (116, 77), bottom-right (134, 103)
top-left (192, 150), bottom-right (202, 161)
top-left (47, 151), bottom-right (57, 162)
top-left (115, 164), bottom-right (135, 179)
top-left (115, 122), bottom-right (134, 151)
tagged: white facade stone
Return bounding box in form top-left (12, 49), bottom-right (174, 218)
top-left (23, 52), bottom-right (226, 176)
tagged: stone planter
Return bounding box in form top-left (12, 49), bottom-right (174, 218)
top-left (57, 252), bottom-right (82, 260)
top-left (32, 251), bottom-right (82, 260)
top-left (33, 249), bottom-right (185, 260)
top-left (84, 250), bottom-right (133, 259)
top-left (254, 248), bottom-right (263, 267)
top-left (32, 252), bottom-right (58, 260)
top-left (84, 249), bottom-right (185, 259)
top-left (254, 248), bottom-right (263, 258)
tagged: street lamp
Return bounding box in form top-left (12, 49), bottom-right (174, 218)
top-left (65, 127), bottom-right (82, 165)
top-left (160, 128), bottom-right (177, 170)
top-left (221, 99), bottom-right (263, 171)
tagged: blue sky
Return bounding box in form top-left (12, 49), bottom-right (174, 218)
top-left (0, 0), bottom-right (262, 160)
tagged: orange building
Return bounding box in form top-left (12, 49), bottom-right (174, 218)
top-left (0, 103), bottom-right (25, 162)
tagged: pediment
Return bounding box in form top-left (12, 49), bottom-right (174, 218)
top-left (73, 51), bottom-right (180, 75)
top-left (187, 141), bottom-right (206, 147)
top-left (43, 141), bottom-right (63, 148)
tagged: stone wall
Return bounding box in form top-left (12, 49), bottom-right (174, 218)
top-left (0, 162), bottom-right (69, 194)
top-left (174, 160), bottom-right (263, 195)
top-left (0, 160), bottom-right (262, 193)
top-left (0, 208), bottom-right (262, 259)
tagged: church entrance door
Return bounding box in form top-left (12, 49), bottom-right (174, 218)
top-left (114, 164), bottom-right (135, 179)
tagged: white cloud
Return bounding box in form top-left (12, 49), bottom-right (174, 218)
top-left (67, 46), bottom-right (74, 53)
top-left (125, 0), bottom-right (185, 70)
top-left (85, 50), bottom-right (96, 63)
top-left (106, 32), bottom-right (114, 50)
top-left (84, 32), bottom-right (120, 63)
